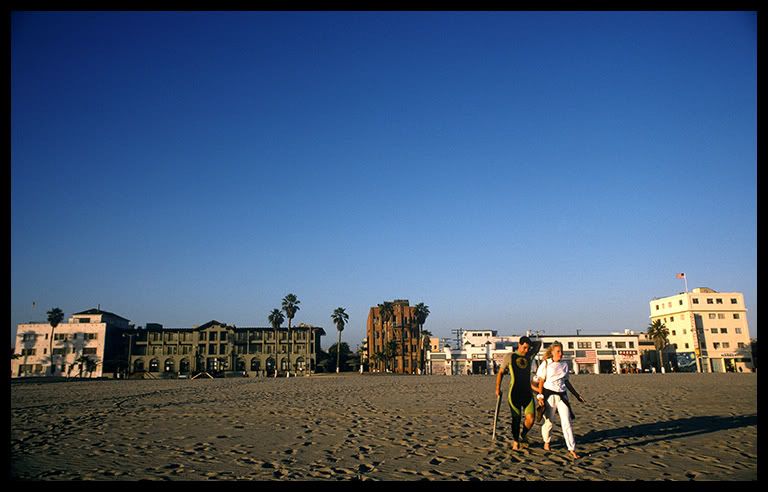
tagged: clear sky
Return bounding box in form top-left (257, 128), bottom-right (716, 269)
top-left (11, 11), bottom-right (757, 349)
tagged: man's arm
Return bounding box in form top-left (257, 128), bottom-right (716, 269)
top-left (528, 340), bottom-right (543, 360)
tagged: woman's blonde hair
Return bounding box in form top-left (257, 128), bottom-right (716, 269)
top-left (543, 340), bottom-right (564, 360)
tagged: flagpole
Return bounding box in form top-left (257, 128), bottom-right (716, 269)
top-left (684, 276), bottom-right (688, 293)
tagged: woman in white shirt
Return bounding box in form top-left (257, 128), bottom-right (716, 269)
top-left (532, 341), bottom-right (586, 459)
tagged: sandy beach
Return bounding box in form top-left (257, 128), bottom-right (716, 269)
top-left (10, 372), bottom-right (756, 480)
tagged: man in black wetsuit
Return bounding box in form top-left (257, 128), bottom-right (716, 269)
top-left (494, 335), bottom-right (542, 450)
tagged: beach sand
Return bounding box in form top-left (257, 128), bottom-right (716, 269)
top-left (10, 372), bottom-right (756, 480)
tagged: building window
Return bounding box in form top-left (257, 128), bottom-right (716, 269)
top-left (577, 342), bottom-right (592, 349)
top-left (713, 342), bottom-right (720, 349)
top-left (208, 344), bottom-right (216, 355)
top-left (670, 316), bottom-right (674, 322)
top-left (595, 341), bottom-right (601, 349)
top-left (733, 313), bottom-right (740, 319)
top-left (708, 314), bottom-right (717, 319)
top-left (21, 348), bottom-right (36, 356)
top-left (685, 343), bottom-right (689, 349)
top-left (655, 305), bottom-right (659, 310)
top-left (607, 341), bottom-right (613, 348)
top-left (717, 313), bottom-right (725, 319)
top-left (83, 348), bottom-right (97, 355)
top-left (679, 300), bottom-right (683, 305)
top-left (210, 332), bottom-right (218, 341)
top-left (693, 298), bottom-right (699, 304)
top-left (671, 330), bottom-right (676, 336)
top-left (710, 328), bottom-right (718, 334)
top-left (738, 342), bottom-right (746, 348)
top-left (52, 348), bottom-right (67, 355)
top-left (629, 341), bottom-right (635, 348)
top-left (567, 342), bottom-right (574, 349)
top-left (615, 341), bottom-right (626, 348)
top-left (716, 298), bottom-right (723, 304)
top-left (730, 298), bottom-right (738, 304)
top-left (735, 328), bottom-right (742, 334)
top-left (720, 328), bottom-right (728, 334)
top-left (220, 332), bottom-right (227, 342)
top-left (707, 299), bottom-right (714, 304)
top-left (722, 342), bottom-right (730, 349)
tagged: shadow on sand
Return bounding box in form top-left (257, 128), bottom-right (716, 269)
top-left (578, 414), bottom-right (757, 453)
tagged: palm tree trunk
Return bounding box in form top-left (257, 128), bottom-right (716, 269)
top-left (274, 329), bottom-right (278, 378)
top-left (49, 326), bottom-right (55, 375)
top-left (336, 329), bottom-right (341, 374)
top-left (287, 319), bottom-right (291, 378)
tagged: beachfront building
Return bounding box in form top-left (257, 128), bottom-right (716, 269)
top-left (126, 320), bottom-right (326, 377)
top-left (366, 300), bottom-right (423, 374)
top-left (426, 329), bottom-right (643, 375)
top-left (650, 287), bottom-right (754, 373)
top-left (12, 308), bottom-right (132, 378)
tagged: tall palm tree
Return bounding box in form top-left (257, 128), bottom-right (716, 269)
top-left (46, 308), bottom-right (64, 375)
top-left (268, 309), bottom-right (285, 378)
top-left (331, 307), bottom-right (349, 374)
top-left (648, 319), bottom-right (670, 373)
top-left (413, 303), bottom-right (430, 374)
top-left (282, 294), bottom-right (300, 377)
top-left (421, 329), bottom-right (433, 375)
top-left (378, 302), bottom-right (394, 372)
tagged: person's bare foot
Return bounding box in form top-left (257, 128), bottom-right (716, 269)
top-left (568, 450), bottom-right (580, 459)
top-left (543, 442), bottom-right (550, 451)
top-left (511, 440), bottom-right (519, 450)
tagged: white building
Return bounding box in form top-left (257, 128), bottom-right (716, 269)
top-left (650, 287), bottom-right (754, 373)
top-left (427, 329), bottom-right (643, 375)
top-left (12, 308), bottom-right (131, 378)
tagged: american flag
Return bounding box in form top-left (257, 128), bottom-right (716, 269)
top-left (675, 273), bottom-right (685, 279)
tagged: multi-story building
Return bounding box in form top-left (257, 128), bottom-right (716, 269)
top-left (127, 320), bottom-right (325, 377)
top-left (12, 308), bottom-right (132, 378)
top-left (650, 287), bottom-right (753, 373)
top-left (426, 329), bottom-right (643, 375)
top-left (366, 299), bottom-right (423, 374)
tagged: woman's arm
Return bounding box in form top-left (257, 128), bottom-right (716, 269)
top-left (565, 380), bottom-right (585, 403)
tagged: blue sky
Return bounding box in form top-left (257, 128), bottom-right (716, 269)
top-left (11, 11), bottom-right (757, 348)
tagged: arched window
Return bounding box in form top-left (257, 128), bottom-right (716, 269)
top-left (133, 359), bottom-right (145, 372)
top-left (179, 358), bottom-right (190, 374)
top-left (295, 357), bottom-right (305, 371)
top-left (164, 359), bottom-right (175, 373)
top-left (280, 358), bottom-right (287, 371)
top-left (236, 358), bottom-right (245, 371)
top-left (250, 358), bottom-right (260, 371)
top-left (266, 357), bottom-right (275, 372)
top-left (149, 358), bottom-right (159, 372)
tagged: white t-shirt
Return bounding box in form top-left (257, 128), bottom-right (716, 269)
top-left (534, 358), bottom-right (569, 393)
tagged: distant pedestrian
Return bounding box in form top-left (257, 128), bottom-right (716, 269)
top-left (495, 336), bottom-right (542, 450)
top-left (532, 341), bottom-right (586, 460)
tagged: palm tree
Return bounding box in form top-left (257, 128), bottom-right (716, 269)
top-left (378, 302), bottom-right (394, 372)
top-left (385, 340), bottom-right (397, 373)
top-left (84, 357), bottom-right (98, 377)
top-left (331, 307), bottom-right (349, 374)
top-left (268, 309), bottom-right (285, 378)
top-left (282, 294), bottom-right (300, 377)
top-left (74, 354), bottom-right (89, 378)
top-left (413, 303), bottom-right (430, 374)
top-left (421, 329), bottom-right (433, 375)
top-left (648, 319), bottom-right (670, 373)
top-left (46, 308), bottom-right (64, 375)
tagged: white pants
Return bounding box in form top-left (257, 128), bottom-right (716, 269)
top-left (541, 393), bottom-right (576, 451)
